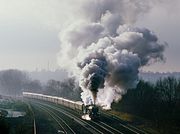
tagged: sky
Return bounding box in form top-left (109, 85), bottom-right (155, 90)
top-left (135, 0), bottom-right (180, 72)
top-left (0, 0), bottom-right (179, 72)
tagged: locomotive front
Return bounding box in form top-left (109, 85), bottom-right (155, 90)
top-left (82, 104), bottom-right (99, 120)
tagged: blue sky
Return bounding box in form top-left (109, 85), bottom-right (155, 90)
top-left (0, 0), bottom-right (179, 72)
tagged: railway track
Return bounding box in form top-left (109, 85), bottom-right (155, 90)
top-left (36, 101), bottom-right (144, 134)
top-left (54, 104), bottom-right (143, 134)
top-left (30, 100), bottom-right (145, 134)
top-left (32, 101), bottom-right (104, 134)
top-left (35, 104), bottom-right (75, 134)
top-left (101, 112), bottom-right (149, 134)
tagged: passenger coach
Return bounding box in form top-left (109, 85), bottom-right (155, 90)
top-left (23, 92), bottom-right (99, 120)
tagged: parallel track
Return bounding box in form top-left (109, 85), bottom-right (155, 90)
top-left (35, 103), bottom-right (75, 134)
top-left (32, 101), bottom-right (104, 134)
top-left (30, 100), bottom-right (146, 134)
top-left (101, 112), bottom-right (149, 134)
top-left (38, 101), bottom-right (142, 134)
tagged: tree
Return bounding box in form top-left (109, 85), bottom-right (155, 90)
top-left (155, 77), bottom-right (177, 109)
top-left (24, 80), bottom-right (42, 93)
top-left (44, 78), bottom-right (81, 100)
top-left (0, 69), bottom-right (29, 96)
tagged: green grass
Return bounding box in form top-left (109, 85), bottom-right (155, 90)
top-left (106, 109), bottom-right (160, 134)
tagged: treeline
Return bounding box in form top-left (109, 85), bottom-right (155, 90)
top-left (34, 78), bottom-right (81, 100)
top-left (24, 77), bottom-right (81, 101)
top-left (113, 77), bottom-right (180, 134)
top-left (0, 69), bottom-right (81, 100)
top-left (0, 69), bottom-right (28, 96)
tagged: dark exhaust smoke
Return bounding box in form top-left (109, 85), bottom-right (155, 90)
top-left (58, 0), bottom-right (166, 109)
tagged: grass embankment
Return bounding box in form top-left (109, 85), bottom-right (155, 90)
top-left (0, 99), bottom-right (34, 134)
top-left (106, 101), bottom-right (180, 134)
top-left (106, 109), bottom-right (159, 134)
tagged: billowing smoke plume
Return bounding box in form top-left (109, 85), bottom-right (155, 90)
top-left (58, 0), bottom-right (166, 109)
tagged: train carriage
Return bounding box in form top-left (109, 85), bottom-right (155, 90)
top-left (57, 97), bottom-right (63, 105)
top-left (22, 92), bottom-right (99, 120)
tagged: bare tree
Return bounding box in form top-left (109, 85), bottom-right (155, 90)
top-left (0, 69), bottom-right (29, 96)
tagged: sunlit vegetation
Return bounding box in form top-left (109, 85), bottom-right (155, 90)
top-left (112, 77), bottom-right (180, 134)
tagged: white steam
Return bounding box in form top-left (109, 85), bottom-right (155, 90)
top-left (58, 0), bottom-right (166, 109)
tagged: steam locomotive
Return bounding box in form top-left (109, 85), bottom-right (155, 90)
top-left (23, 92), bottom-right (99, 120)
top-left (82, 104), bottom-right (99, 120)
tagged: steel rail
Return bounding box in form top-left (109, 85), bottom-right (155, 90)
top-left (36, 101), bottom-right (105, 134)
top-left (37, 104), bottom-right (76, 134)
top-left (35, 103), bottom-right (68, 134)
top-left (102, 112), bottom-right (149, 134)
